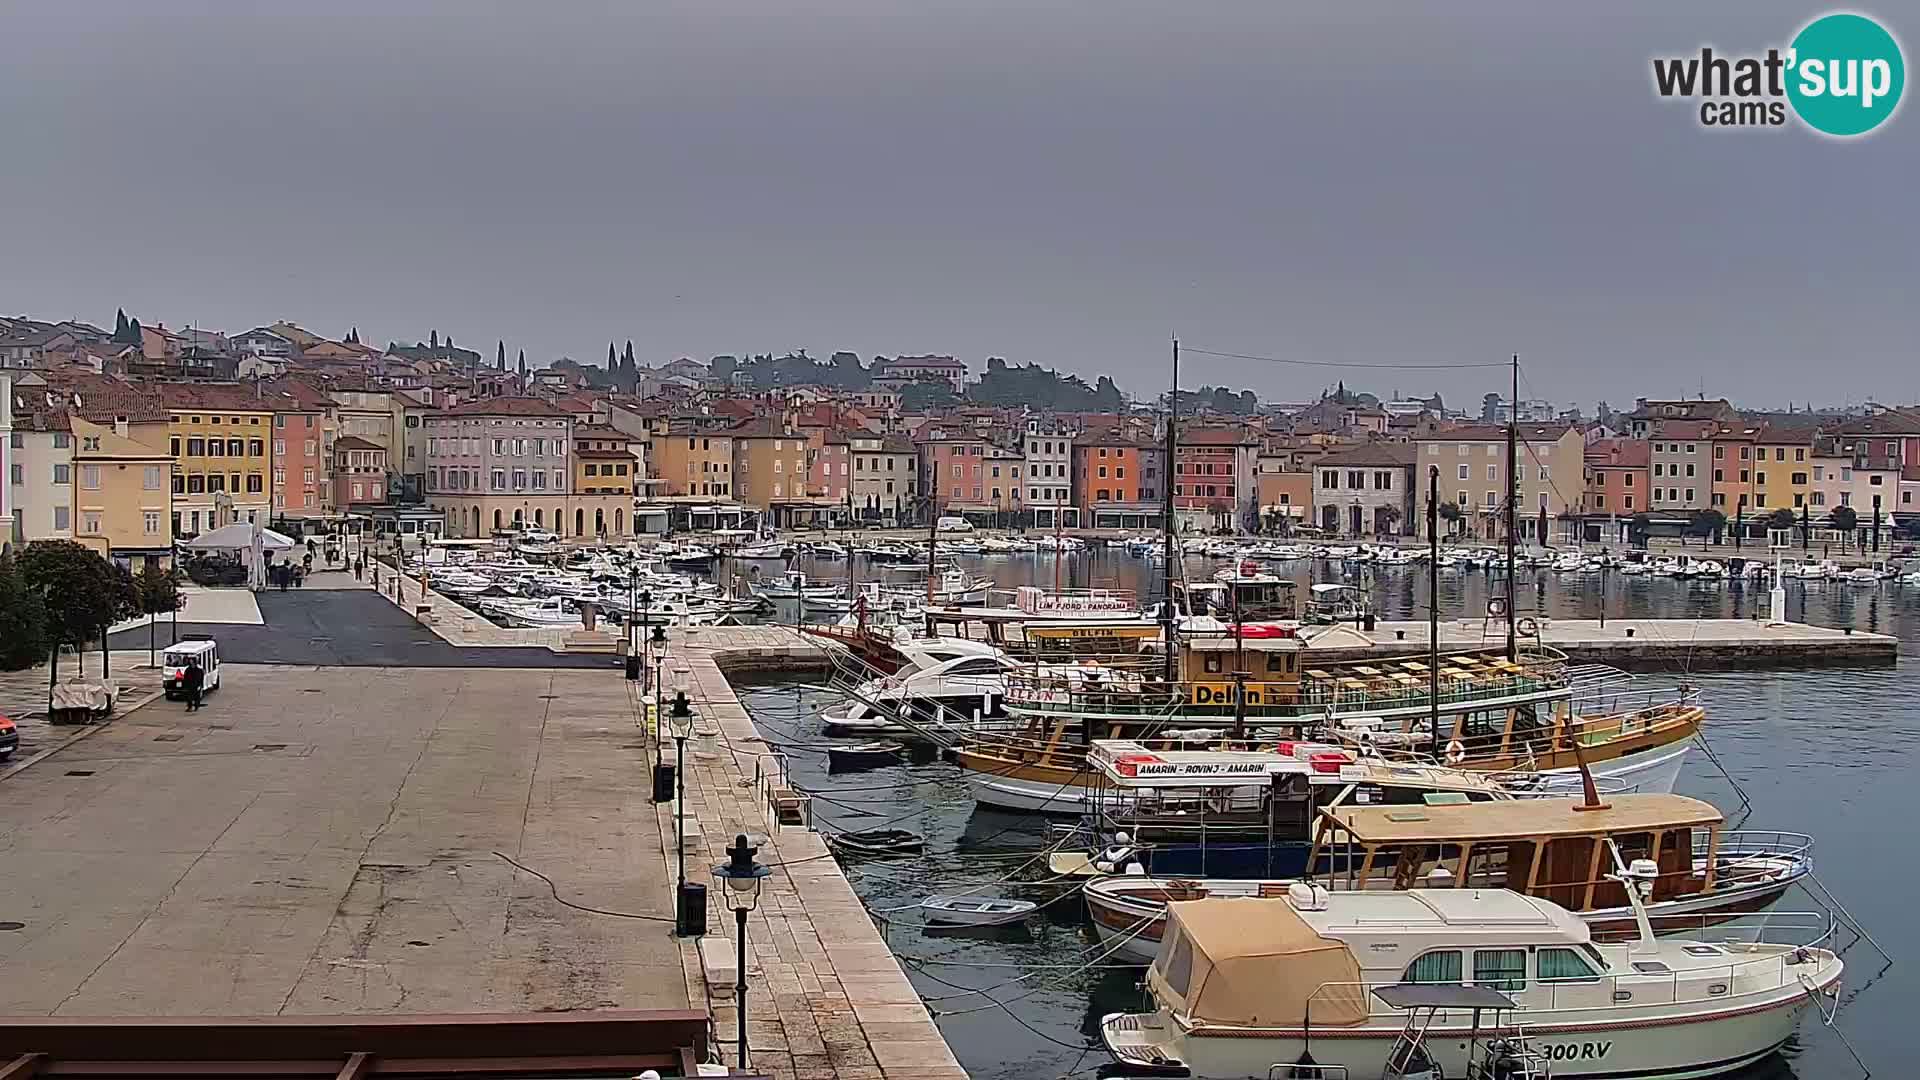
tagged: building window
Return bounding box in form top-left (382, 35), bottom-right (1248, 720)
top-left (1457, 464), bottom-right (1468, 480)
top-left (82, 511), bottom-right (101, 534)
top-left (52, 463), bottom-right (70, 485)
top-left (145, 511), bottom-right (162, 535)
top-left (52, 506), bottom-right (69, 531)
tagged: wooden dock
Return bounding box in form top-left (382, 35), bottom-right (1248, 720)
top-left (647, 625), bottom-right (965, 1080)
top-left (1305, 617), bottom-right (1898, 669)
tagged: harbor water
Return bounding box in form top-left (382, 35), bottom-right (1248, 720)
top-left (736, 547), bottom-right (1912, 1080)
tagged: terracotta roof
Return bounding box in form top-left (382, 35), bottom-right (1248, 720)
top-left (1316, 442), bottom-right (1416, 467)
top-left (156, 382), bottom-right (278, 412)
top-left (1181, 426), bottom-right (1258, 446)
top-left (573, 424), bottom-right (628, 440)
top-left (1650, 418), bottom-right (1716, 439)
top-left (1426, 423), bottom-right (1574, 442)
top-left (1585, 438), bottom-right (1650, 468)
top-left (1837, 410), bottom-right (1920, 436)
top-left (259, 377), bottom-right (338, 412)
top-left (727, 417), bottom-right (795, 439)
top-left (439, 396), bottom-right (570, 418)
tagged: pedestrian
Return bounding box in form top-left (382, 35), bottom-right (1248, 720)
top-left (183, 659), bottom-right (204, 712)
top-left (372, 565), bottom-right (381, 590)
top-left (354, 556), bottom-right (364, 581)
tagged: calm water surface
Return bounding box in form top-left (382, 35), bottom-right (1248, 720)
top-left (737, 549), bottom-right (1911, 1080)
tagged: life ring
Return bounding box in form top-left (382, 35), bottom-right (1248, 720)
top-left (1486, 598), bottom-right (1509, 617)
top-left (1445, 739), bottom-right (1468, 766)
top-left (1517, 616), bottom-right (1540, 638)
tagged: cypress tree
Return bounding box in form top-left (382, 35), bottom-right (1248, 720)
top-left (113, 309), bottom-right (129, 341)
top-left (430, 329), bottom-right (438, 349)
top-left (497, 340), bottom-right (506, 370)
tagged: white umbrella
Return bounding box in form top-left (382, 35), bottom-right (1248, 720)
top-left (187, 522), bottom-right (296, 552)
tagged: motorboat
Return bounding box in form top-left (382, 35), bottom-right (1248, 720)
top-left (1083, 793), bottom-right (1813, 963)
top-left (920, 895), bottom-right (1037, 926)
top-left (1305, 582), bottom-right (1367, 624)
top-left (855, 541), bottom-right (921, 564)
top-left (808, 540), bottom-right (849, 560)
top-left (736, 538), bottom-right (791, 560)
top-left (821, 647), bottom-right (1024, 736)
top-left (751, 570), bottom-right (844, 600)
top-left (1100, 883), bottom-right (1842, 1080)
top-left (428, 568), bottom-right (495, 598)
top-left (659, 544), bottom-right (719, 569)
top-left (1549, 552), bottom-right (1585, 573)
top-left (483, 595), bottom-right (580, 628)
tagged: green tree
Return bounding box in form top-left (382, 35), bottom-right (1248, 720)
top-left (1829, 505), bottom-right (1858, 535)
top-left (1688, 508), bottom-right (1726, 547)
top-left (0, 551), bottom-right (48, 671)
top-left (497, 339), bottom-right (506, 371)
top-left (1766, 508), bottom-right (1797, 532)
top-left (18, 540), bottom-right (134, 703)
top-left (1438, 501), bottom-right (1464, 537)
top-left (132, 563), bottom-right (186, 666)
top-left (127, 317), bottom-right (143, 345)
top-left (113, 308), bottom-right (130, 341)
top-left (900, 381), bottom-right (959, 410)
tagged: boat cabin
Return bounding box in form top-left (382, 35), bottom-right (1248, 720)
top-left (1308, 793), bottom-right (1724, 913)
top-left (1175, 576), bottom-right (1298, 621)
top-left (1306, 582), bottom-right (1368, 624)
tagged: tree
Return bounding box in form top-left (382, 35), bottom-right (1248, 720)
top-left (1766, 508), bottom-right (1797, 533)
top-left (430, 329), bottom-right (438, 349)
top-left (1628, 512), bottom-right (1652, 548)
top-left (607, 341), bottom-right (617, 369)
top-left (497, 340), bottom-right (506, 371)
top-left (1829, 505), bottom-right (1858, 536)
top-left (1687, 508), bottom-right (1726, 547)
top-left (1377, 505), bottom-right (1403, 536)
top-left (127, 317), bottom-right (143, 345)
top-left (1438, 501), bottom-right (1464, 537)
top-left (17, 540), bottom-right (133, 704)
top-left (113, 308), bottom-right (130, 341)
top-left (132, 563), bottom-right (185, 666)
top-left (517, 349), bottom-right (527, 379)
top-left (0, 551), bottom-right (47, 671)
top-left (900, 381), bottom-right (959, 410)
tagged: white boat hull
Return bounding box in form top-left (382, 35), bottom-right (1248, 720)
top-left (1104, 984), bottom-right (1829, 1079)
top-left (967, 738), bottom-right (1694, 815)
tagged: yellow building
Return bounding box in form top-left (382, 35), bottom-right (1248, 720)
top-left (653, 424), bottom-right (735, 498)
top-left (70, 416), bottom-right (175, 570)
top-left (160, 384), bottom-right (273, 535)
top-left (1709, 420), bottom-right (1818, 518)
top-left (729, 421), bottom-right (810, 508)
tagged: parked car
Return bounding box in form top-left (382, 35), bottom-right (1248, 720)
top-left (0, 712), bottom-right (18, 761)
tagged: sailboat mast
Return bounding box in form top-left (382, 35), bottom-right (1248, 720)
top-left (1162, 337), bottom-right (1179, 684)
top-left (1427, 464), bottom-right (1441, 758)
top-left (926, 461), bottom-right (939, 603)
top-left (1505, 353), bottom-right (1519, 660)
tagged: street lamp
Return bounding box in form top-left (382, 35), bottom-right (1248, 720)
top-left (668, 675), bottom-right (698, 936)
top-left (711, 833), bottom-right (772, 1071)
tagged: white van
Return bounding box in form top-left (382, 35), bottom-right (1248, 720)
top-left (936, 516), bottom-right (975, 533)
top-left (161, 638), bottom-right (221, 699)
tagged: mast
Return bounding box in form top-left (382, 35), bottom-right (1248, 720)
top-left (1505, 354), bottom-right (1518, 660)
top-left (1162, 337), bottom-right (1179, 684)
top-left (926, 458), bottom-right (939, 603)
top-left (1427, 464), bottom-right (1441, 759)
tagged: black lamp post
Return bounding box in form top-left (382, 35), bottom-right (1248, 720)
top-left (668, 677), bottom-right (698, 936)
top-left (711, 833), bottom-right (771, 1071)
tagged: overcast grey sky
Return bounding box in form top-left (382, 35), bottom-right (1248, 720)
top-left (1, 1), bottom-right (1914, 409)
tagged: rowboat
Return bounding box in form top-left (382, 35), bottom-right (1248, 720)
top-left (826, 740), bottom-right (906, 769)
top-left (919, 895), bottom-right (1038, 926)
top-left (826, 828), bottom-right (924, 858)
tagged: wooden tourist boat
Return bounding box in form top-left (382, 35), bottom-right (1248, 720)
top-left (957, 628), bottom-right (1702, 813)
top-left (1083, 793), bottom-right (1814, 963)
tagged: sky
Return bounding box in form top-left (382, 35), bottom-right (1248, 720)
top-left (1, 1), bottom-right (1915, 411)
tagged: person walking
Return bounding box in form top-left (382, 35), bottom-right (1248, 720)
top-left (183, 659), bottom-right (204, 712)
top-left (354, 556), bottom-right (364, 581)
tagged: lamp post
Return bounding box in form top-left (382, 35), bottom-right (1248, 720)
top-left (668, 677), bottom-right (697, 936)
top-left (712, 833), bottom-right (771, 1071)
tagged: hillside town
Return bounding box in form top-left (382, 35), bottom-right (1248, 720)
top-left (5, 310), bottom-right (1919, 571)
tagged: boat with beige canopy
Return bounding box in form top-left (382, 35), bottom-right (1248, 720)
top-left (1101, 882), bottom-right (1843, 1079)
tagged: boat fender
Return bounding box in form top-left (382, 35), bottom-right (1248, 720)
top-left (1445, 739), bottom-right (1468, 766)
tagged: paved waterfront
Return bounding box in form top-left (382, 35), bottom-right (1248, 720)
top-left (0, 661), bottom-right (685, 1016)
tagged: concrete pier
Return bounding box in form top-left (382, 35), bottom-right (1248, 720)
top-left (650, 625), bottom-right (965, 1080)
top-left (1308, 617), bottom-right (1898, 669)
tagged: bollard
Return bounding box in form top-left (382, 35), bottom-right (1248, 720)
top-left (1395, 629), bottom-right (1406, 640)
top-left (1625, 627), bottom-right (1635, 638)
top-left (676, 881), bottom-right (708, 937)
top-left (651, 762), bottom-right (676, 803)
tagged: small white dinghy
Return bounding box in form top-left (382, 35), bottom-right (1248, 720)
top-left (920, 894), bottom-right (1038, 926)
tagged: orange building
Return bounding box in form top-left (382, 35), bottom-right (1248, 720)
top-left (261, 378), bottom-right (336, 523)
top-left (1583, 438), bottom-right (1650, 517)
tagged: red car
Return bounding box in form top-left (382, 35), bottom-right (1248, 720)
top-left (0, 712), bottom-right (17, 762)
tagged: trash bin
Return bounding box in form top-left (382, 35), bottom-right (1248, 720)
top-left (1362, 612), bottom-right (1377, 632)
top-left (652, 762), bottom-right (676, 803)
top-left (677, 881), bottom-right (708, 937)
top-left (625, 654), bottom-right (643, 681)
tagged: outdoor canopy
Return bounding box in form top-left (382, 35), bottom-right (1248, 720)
top-left (185, 523), bottom-right (296, 552)
top-left (1148, 897), bottom-right (1368, 1028)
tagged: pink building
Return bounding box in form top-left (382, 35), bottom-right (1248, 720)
top-left (332, 436), bottom-right (389, 507)
top-left (262, 378), bottom-right (335, 523)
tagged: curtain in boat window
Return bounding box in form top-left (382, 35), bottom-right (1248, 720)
top-left (1402, 950), bottom-right (1462, 984)
top-left (1538, 947), bottom-right (1600, 981)
top-left (1473, 948), bottom-right (1527, 992)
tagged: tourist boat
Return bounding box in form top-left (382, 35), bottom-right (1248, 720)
top-left (1099, 883), bottom-right (1843, 1080)
top-left (827, 828), bottom-right (924, 857)
top-left (919, 894), bottom-right (1037, 926)
top-left (1082, 792), bottom-right (1813, 963)
top-left (821, 645), bottom-right (1023, 736)
top-left (958, 633), bottom-right (1701, 814)
top-left (1056, 740), bottom-right (1522, 880)
top-left (825, 740), bottom-right (905, 769)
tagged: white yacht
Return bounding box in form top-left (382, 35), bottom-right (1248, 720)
top-left (1102, 883), bottom-right (1841, 1080)
top-left (821, 641), bottom-right (1022, 736)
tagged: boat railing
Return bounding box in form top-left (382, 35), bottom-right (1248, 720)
top-left (1293, 913), bottom-right (1837, 1023)
top-left (1706, 829), bottom-right (1816, 874)
top-left (1002, 667), bottom-right (1575, 721)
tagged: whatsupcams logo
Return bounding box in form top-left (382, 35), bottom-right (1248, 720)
top-left (1652, 12), bottom-right (1904, 136)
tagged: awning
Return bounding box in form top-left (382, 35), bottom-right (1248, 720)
top-left (186, 523), bottom-right (296, 552)
top-left (1150, 898), bottom-right (1367, 1028)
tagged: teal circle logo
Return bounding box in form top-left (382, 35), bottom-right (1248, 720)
top-left (1787, 13), bottom-right (1905, 136)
